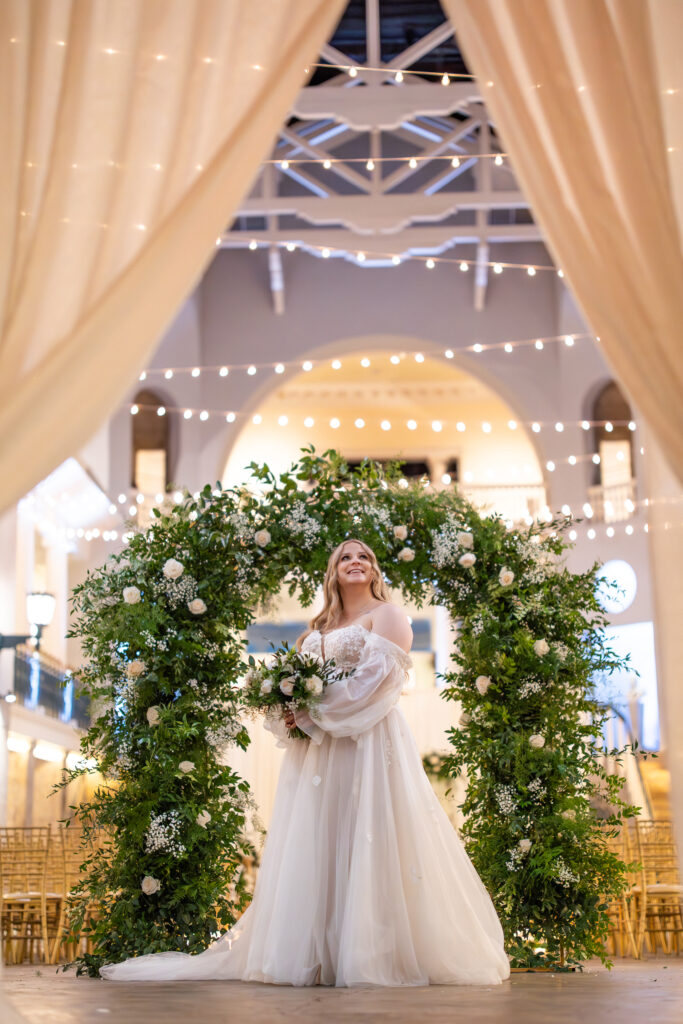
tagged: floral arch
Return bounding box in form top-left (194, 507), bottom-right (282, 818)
top-left (67, 449), bottom-right (632, 975)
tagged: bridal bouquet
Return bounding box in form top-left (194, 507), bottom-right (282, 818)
top-left (241, 644), bottom-right (345, 739)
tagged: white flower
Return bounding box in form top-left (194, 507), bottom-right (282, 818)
top-left (398, 547), bottom-right (415, 562)
top-left (459, 712), bottom-right (471, 726)
top-left (126, 659), bottom-right (146, 678)
top-left (179, 760), bottom-right (195, 774)
top-left (475, 675), bottom-right (491, 695)
top-left (259, 679), bottom-right (273, 695)
top-left (188, 598), bottom-right (207, 615)
top-left (141, 875), bottom-right (160, 895)
top-left (244, 667), bottom-right (259, 686)
top-left (393, 525), bottom-right (408, 541)
top-left (561, 809), bottom-right (575, 820)
top-left (306, 675), bottom-right (324, 695)
top-left (279, 676), bottom-right (296, 696)
top-left (533, 639), bottom-right (550, 656)
top-left (196, 810), bottom-right (211, 828)
top-left (123, 586), bottom-right (141, 604)
top-left (499, 567), bottom-right (515, 587)
top-left (146, 706), bottom-right (160, 726)
top-left (458, 552), bottom-right (477, 568)
top-left (254, 529), bottom-right (271, 547)
top-left (529, 734), bottom-right (546, 749)
top-left (457, 532), bottom-right (474, 549)
top-left (163, 558), bottom-right (184, 580)
top-left (518, 838), bottom-right (532, 854)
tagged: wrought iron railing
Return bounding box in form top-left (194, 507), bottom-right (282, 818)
top-left (12, 646), bottom-right (90, 729)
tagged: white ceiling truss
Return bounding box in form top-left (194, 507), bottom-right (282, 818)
top-left (220, 1), bottom-right (546, 313)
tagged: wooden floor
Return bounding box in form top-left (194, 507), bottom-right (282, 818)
top-left (3, 959), bottom-right (683, 1024)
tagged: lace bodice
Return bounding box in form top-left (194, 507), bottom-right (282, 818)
top-left (301, 624), bottom-right (412, 674)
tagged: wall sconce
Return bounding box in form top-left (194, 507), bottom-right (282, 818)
top-left (26, 592), bottom-right (56, 651)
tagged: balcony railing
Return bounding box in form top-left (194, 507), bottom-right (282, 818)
top-left (587, 479), bottom-right (636, 523)
top-left (459, 483), bottom-right (547, 523)
top-left (12, 646), bottom-right (90, 729)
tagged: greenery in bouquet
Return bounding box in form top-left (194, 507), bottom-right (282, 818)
top-left (241, 644), bottom-right (347, 740)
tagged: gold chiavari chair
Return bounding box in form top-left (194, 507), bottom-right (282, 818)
top-left (604, 823), bottom-right (642, 958)
top-left (0, 827), bottom-right (51, 964)
top-left (635, 820), bottom-right (683, 955)
top-left (50, 825), bottom-right (88, 964)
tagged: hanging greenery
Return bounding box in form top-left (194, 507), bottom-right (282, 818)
top-left (61, 448), bottom-right (635, 975)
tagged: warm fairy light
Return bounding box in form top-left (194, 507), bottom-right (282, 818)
top-left (130, 404), bottom-right (139, 415)
top-left (451, 156), bottom-right (460, 168)
top-left (394, 70), bottom-right (403, 83)
top-left (280, 160), bottom-right (290, 170)
top-left (390, 355), bottom-right (400, 364)
top-left (191, 367), bottom-right (200, 377)
top-left (472, 343), bottom-right (483, 353)
top-left (441, 74), bottom-right (449, 85)
top-left (304, 416), bottom-right (314, 427)
top-left (139, 371), bottom-right (147, 381)
top-left (136, 493), bottom-right (145, 504)
top-left (415, 353), bottom-right (424, 363)
top-left (323, 160), bottom-right (332, 170)
top-left (278, 415), bottom-right (288, 426)
top-left (557, 269), bottom-right (564, 278)
top-left (527, 267), bottom-right (536, 276)
top-left (157, 406), bottom-right (166, 417)
top-left (606, 526), bottom-right (615, 538)
top-left (581, 420), bottom-right (590, 430)
top-left (183, 409), bottom-right (192, 420)
top-left (164, 369), bottom-right (173, 379)
top-left (286, 242), bottom-right (296, 252)
top-left (625, 524), bottom-right (634, 535)
top-left (605, 421), bottom-right (613, 432)
top-left (407, 420), bottom-right (417, 430)
top-left (568, 455), bottom-right (577, 465)
top-left (493, 263), bottom-right (503, 274)
top-left (361, 357), bottom-right (371, 368)
top-left (226, 412), bottom-right (236, 422)
top-left (249, 240), bottom-right (257, 250)
top-left (445, 349), bottom-right (454, 359)
top-left (546, 461), bottom-right (555, 472)
top-left (508, 419), bottom-right (517, 430)
top-left (561, 504), bottom-right (571, 516)
top-left (331, 359), bottom-right (342, 369)
top-left (535, 340), bottom-right (544, 350)
top-left (409, 158), bottom-right (418, 169)
top-left (564, 335), bottom-right (575, 347)
top-left (275, 363), bottom-right (285, 374)
top-left (381, 420), bottom-right (392, 431)
top-left (628, 420), bottom-right (636, 431)
top-left (357, 252), bottom-right (365, 262)
top-left (426, 258), bottom-right (435, 269)
top-left (555, 422), bottom-right (564, 432)
top-left (531, 422), bottom-right (541, 433)
top-left (219, 366), bottom-right (228, 377)
top-left (504, 343), bottom-right (513, 353)
top-left (252, 414), bottom-right (262, 424)
top-left (587, 528), bottom-right (596, 540)
top-left (322, 248), bottom-right (330, 258)
top-left (302, 361), bottom-right (313, 371)
top-left (366, 160), bottom-right (374, 171)
top-left (330, 418), bottom-right (340, 429)
top-left (583, 503), bottom-right (593, 518)
top-left (392, 255), bottom-right (401, 265)
top-left (494, 154), bottom-right (504, 166)
top-left (482, 422), bottom-right (492, 433)
top-left (569, 529), bottom-right (577, 541)
top-left (431, 420), bottom-right (442, 432)
top-left (592, 453), bottom-right (601, 464)
top-left (247, 365), bottom-right (257, 376)
top-left (348, 66), bottom-right (358, 78)
top-left (199, 411), bottom-right (209, 421)
top-left (456, 421), bottom-right (466, 432)
top-left (355, 418), bottom-right (365, 428)
top-left (460, 261), bottom-right (469, 272)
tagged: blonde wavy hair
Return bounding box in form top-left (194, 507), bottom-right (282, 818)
top-left (297, 539), bottom-right (390, 647)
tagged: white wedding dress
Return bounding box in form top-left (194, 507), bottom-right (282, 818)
top-left (101, 625), bottom-right (509, 986)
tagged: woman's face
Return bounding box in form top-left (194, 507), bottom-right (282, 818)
top-left (336, 542), bottom-right (373, 591)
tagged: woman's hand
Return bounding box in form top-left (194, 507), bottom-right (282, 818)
top-left (284, 708), bottom-right (296, 729)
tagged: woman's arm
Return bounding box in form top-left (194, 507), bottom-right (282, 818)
top-left (370, 602), bottom-right (413, 653)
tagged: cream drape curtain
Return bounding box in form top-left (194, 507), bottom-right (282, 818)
top-left (442, 0), bottom-right (683, 483)
top-left (0, 0), bottom-right (345, 513)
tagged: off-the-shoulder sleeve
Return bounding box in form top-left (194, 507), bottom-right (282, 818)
top-left (294, 631), bottom-right (411, 743)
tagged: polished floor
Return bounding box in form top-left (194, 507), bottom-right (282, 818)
top-left (3, 959), bottom-right (683, 1024)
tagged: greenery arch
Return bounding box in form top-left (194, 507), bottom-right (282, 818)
top-left (65, 449), bottom-right (633, 976)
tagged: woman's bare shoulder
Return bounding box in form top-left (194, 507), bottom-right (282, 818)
top-left (370, 602), bottom-right (413, 653)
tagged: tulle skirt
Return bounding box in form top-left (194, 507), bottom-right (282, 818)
top-left (101, 707), bottom-right (510, 986)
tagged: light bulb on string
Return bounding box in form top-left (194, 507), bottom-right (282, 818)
top-left (504, 343), bottom-right (513, 353)
top-left (407, 419), bottom-right (417, 430)
top-left (445, 349), bottom-right (454, 358)
top-left (629, 420), bottom-right (636, 431)
top-left (568, 455), bottom-right (577, 465)
top-left (157, 406), bottom-right (166, 417)
top-left (247, 365), bottom-right (257, 376)
top-left (394, 70), bottom-right (403, 83)
top-left (583, 503), bottom-right (593, 518)
top-left (535, 340), bottom-right (544, 350)
top-left (390, 355), bottom-right (400, 364)
top-left (366, 160), bottom-right (374, 171)
top-left (252, 414), bottom-right (262, 425)
top-left (605, 421), bottom-right (613, 432)
top-left (415, 353), bottom-right (424, 363)
top-left (302, 361), bottom-right (313, 371)
top-left (494, 154), bottom-right (504, 166)
top-left (425, 258), bottom-right (435, 269)
top-left (278, 415), bottom-right (288, 426)
top-left (331, 359), bottom-right (342, 369)
top-left (330, 418), bottom-right (340, 429)
top-left (164, 369), bottom-right (173, 379)
top-left (493, 263), bottom-right (503, 274)
top-left (357, 252), bottom-right (365, 262)
top-left (460, 261), bottom-right (468, 272)
top-left (531, 422), bottom-right (541, 433)
top-left (392, 255), bottom-right (401, 266)
top-left (199, 410), bottom-right (209, 421)
top-left (564, 335), bottom-right (575, 347)
top-left (381, 420), bottom-right (392, 431)
top-left (249, 240), bottom-right (257, 250)
top-left (130, 404), bottom-right (139, 415)
top-left (321, 248), bottom-right (330, 258)
top-left (409, 158), bottom-right (418, 169)
top-left (191, 367), bottom-right (200, 377)
top-left (456, 421), bottom-right (466, 432)
top-left (355, 418), bottom-right (365, 429)
top-left (431, 420), bottom-right (442, 433)
top-left (581, 420), bottom-right (590, 430)
top-left (226, 412), bottom-right (236, 423)
top-left (274, 363), bottom-right (285, 374)
top-left (219, 366), bottom-right (228, 377)
top-left (587, 528), bottom-right (596, 540)
top-left (183, 409), bottom-right (192, 420)
top-left (441, 73), bottom-right (449, 85)
top-left (323, 160), bottom-right (331, 170)
top-left (304, 416), bottom-right (314, 427)
top-left (508, 419), bottom-right (517, 430)
top-left (527, 267), bottom-right (536, 277)
top-left (472, 343), bottom-right (483, 353)
top-left (482, 422), bottom-right (492, 433)
top-left (555, 422), bottom-right (564, 432)
top-left (139, 371), bottom-right (147, 381)
top-left (592, 454), bottom-right (601, 464)
top-left (286, 242), bottom-right (296, 252)
top-left (361, 357), bottom-right (371, 368)
top-left (451, 156), bottom-right (460, 168)
top-left (348, 66), bottom-right (358, 78)
top-left (280, 160), bottom-right (289, 170)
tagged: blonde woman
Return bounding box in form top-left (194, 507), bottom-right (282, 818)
top-left (102, 539), bottom-right (509, 987)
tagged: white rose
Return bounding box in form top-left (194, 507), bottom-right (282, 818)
top-left (188, 598), bottom-right (207, 615)
top-left (146, 706), bottom-right (160, 726)
top-left (499, 567), bottom-right (515, 587)
top-left (141, 875), bottom-right (160, 895)
top-left (475, 675), bottom-right (491, 695)
top-left (259, 679), bottom-right (273, 695)
top-left (163, 558), bottom-right (184, 580)
top-left (123, 586), bottom-right (141, 604)
top-left (196, 810), bottom-right (211, 828)
top-left (398, 547), bottom-right (415, 562)
top-left (393, 525), bottom-right (408, 541)
top-left (244, 668), bottom-right (259, 686)
top-left (518, 838), bottom-right (532, 854)
top-left (279, 676), bottom-right (296, 696)
top-left (533, 639), bottom-right (550, 657)
top-left (306, 675), bottom-right (324, 695)
top-left (126, 660), bottom-right (146, 678)
top-left (457, 532), bottom-right (474, 549)
top-left (254, 529), bottom-right (271, 547)
top-left (458, 552), bottom-right (477, 568)
top-left (459, 712), bottom-right (471, 726)
top-left (179, 760), bottom-right (195, 774)
top-left (529, 734), bottom-right (546, 749)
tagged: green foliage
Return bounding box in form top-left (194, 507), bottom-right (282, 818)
top-left (62, 448), bottom-right (635, 975)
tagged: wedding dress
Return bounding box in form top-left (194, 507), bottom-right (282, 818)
top-left (101, 625), bottom-right (510, 986)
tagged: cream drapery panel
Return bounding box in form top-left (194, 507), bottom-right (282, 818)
top-left (442, 0), bottom-right (683, 483)
top-left (0, 0), bottom-right (345, 513)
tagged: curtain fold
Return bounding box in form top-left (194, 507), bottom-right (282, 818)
top-left (442, 0), bottom-right (683, 483)
top-left (0, 0), bottom-right (345, 512)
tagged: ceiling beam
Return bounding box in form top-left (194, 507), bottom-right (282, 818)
top-left (279, 126), bottom-right (370, 194)
top-left (290, 82), bottom-right (479, 131)
top-left (381, 117), bottom-right (480, 194)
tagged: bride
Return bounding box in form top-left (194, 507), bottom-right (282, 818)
top-left (102, 539), bottom-right (510, 986)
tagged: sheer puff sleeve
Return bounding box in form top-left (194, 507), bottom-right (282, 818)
top-left (294, 631), bottom-right (411, 744)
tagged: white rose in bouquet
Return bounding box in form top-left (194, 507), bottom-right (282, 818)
top-left (398, 547), bottom-right (415, 562)
top-left (518, 838), bottom-right (532, 853)
top-left (306, 675), bottom-right (324, 695)
top-left (188, 598), bottom-right (207, 615)
top-left (279, 676), bottom-right (296, 696)
top-left (126, 660), bottom-right (146, 678)
top-left (254, 529), bottom-right (271, 547)
top-left (529, 734), bottom-right (546, 749)
top-left (393, 525), bottom-right (408, 541)
top-left (259, 679), bottom-right (273, 695)
top-left (163, 558), bottom-right (184, 580)
top-left (141, 875), bottom-right (160, 895)
top-left (458, 552), bottom-right (476, 568)
top-left (457, 532), bottom-right (474, 549)
top-left (475, 675), bottom-right (491, 695)
top-left (499, 567), bottom-right (515, 587)
top-left (146, 706), bottom-right (160, 726)
top-left (123, 586), bottom-right (141, 604)
top-left (533, 638), bottom-right (550, 656)
top-left (196, 810), bottom-right (212, 828)
top-left (179, 760), bottom-right (195, 773)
